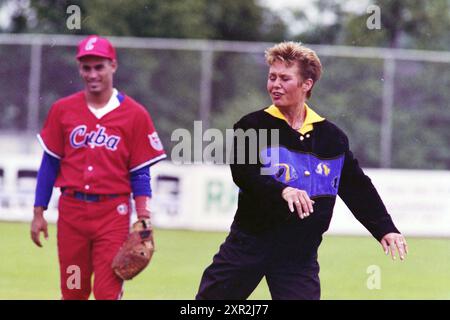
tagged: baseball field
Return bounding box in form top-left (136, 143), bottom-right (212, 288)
top-left (0, 221), bottom-right (449, 300)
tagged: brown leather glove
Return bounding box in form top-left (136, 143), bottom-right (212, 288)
top-left (111, 219), bottom-right (155, 280)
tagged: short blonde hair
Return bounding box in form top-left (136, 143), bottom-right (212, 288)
top-left (265, 41), bottom-right (322, 98)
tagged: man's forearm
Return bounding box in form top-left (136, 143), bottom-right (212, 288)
top-left (33, 206), bottom-right (45, 217)
top-left (134, 196), bottom-right (151, 219)
top-left (130, 165), bottom-right (152, 219)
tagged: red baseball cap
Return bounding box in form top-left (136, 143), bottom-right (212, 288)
top-left (76, 35), bottom-right (116, 60)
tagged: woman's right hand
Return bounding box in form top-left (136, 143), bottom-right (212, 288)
top-left (281, 187), bottom-right (315, 219)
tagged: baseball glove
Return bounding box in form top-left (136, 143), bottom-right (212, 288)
top-left (112, 218), bottom-right (155, 280)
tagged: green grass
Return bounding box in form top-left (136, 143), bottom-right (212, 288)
top-left (0, 221), bottom-right (449, 299)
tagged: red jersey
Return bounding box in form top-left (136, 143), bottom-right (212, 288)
top-left (37, 90), bottom-right (166, 194)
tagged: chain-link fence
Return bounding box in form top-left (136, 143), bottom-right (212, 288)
top-left (1, 34), bottom-right (449, 169)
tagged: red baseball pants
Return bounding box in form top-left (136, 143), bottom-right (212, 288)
top-left (57, 194), bottom-right (131, 300)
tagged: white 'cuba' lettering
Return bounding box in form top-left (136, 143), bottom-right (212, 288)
top-left (70, 125), bottom-right (87, 148)
top-left (70, 125), bottom-right (120, 151)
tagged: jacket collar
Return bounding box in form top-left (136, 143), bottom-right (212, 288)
top-left (264, 103), bottom-right (325, 135)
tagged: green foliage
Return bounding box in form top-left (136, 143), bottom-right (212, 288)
top-left (291, 0), bottom-right (450, 168)
top-left (11, 0), bottom-right (287, 158)
top-left (18, 0), bottom-right (286, 41)
top-left (211, 89), bottom-right (270, 131)
top-left (293, 0), bottom-right (450, 50)
top-left (0, 45), bottom-right (30, 129)
top-left (211, 53), bottom-right (269, 114)
top-left (27, 0), bottom-right (86, 34)
top-left (292, 0), bottom-right (346, 45)
top-left (391, 61), bottom-right (450, 169)
top-left (204, 0), bottom-right (285, 41)
top-left (310, 57), bottom-right (384, 167)
top-left (1, 0), bottom-right (449, 169)
top-left (83, 0), bottom-right (211, 38)
top-left (114, 49), bottom-right (202, 152)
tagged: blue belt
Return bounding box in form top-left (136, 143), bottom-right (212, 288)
top-left (62, 189), bottom-right (121, 202)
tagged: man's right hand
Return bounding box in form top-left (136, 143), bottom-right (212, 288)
top-left (30, 207), bottom-right (48, 247)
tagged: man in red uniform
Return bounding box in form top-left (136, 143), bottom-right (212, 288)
top-left (30, 35), bottom-right (166, 299)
